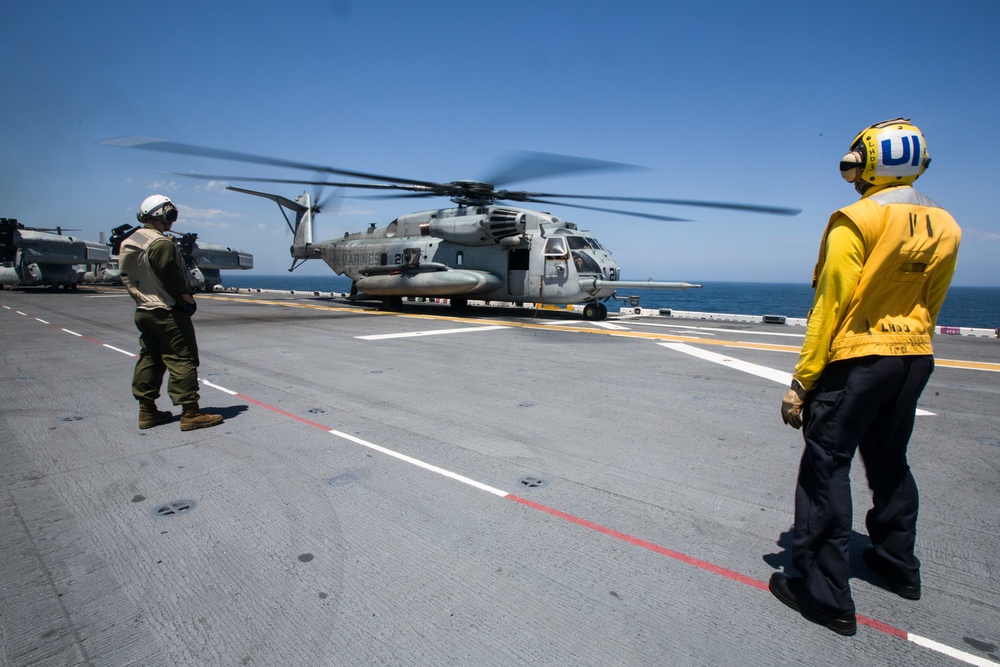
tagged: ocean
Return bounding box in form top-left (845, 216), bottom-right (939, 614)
top-left (218, 274), bottom-right (1000, 331)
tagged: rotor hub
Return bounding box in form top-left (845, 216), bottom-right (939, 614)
top-left (446, 180), bottom-right (497, 206)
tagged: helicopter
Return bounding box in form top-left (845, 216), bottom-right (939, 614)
top-left (89, 224), bottom-right (255, 291)
top-left (1, 218), bottom-right (111, 290)
top-left (103, 138), bottom-right (800, 320)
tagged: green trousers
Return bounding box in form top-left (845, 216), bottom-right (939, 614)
top-left (132, 308), bottom-right (200, 406)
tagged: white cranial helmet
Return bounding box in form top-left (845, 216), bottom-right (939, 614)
top-left (137, 194), bottom-right (178, 223)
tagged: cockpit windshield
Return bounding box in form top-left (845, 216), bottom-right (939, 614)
top-left (571, 250), bottom-right (602, 274)
top-left (564, 235), bottom-right (604, 251)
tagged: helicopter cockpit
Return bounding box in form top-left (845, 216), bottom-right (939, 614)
top-left (544, 232), bottom-right (607, 276)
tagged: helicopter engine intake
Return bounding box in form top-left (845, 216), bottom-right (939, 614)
top-left (420, 208), bottom-right (527, 247)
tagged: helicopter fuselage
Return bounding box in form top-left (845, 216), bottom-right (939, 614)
top-left (308, 205), bottom-right (625, 305)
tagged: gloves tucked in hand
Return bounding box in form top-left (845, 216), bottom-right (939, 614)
top-left (781, 378), bottom-right (808, 430)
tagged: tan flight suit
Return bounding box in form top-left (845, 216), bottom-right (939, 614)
top-left (119, 225), bottom-right (200, 406)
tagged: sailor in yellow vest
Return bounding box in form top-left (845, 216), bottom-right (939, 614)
top-left (119, 195), bottom-right (224, 431)
top-left (770, 119), bottom-right (961, 635)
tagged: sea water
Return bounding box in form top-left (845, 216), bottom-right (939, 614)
top-left (218, 274), bottom-right (1000, 330)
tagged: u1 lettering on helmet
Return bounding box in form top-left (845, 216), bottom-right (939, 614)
top-left (839, 118), bottom-right (930, 188)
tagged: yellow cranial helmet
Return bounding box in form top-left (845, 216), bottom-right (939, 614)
top-left (839, 118), bottom-right (930, 190)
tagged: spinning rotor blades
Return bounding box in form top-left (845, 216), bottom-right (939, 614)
top-left (104, 136), bottom-right (801, 219)
top-left (479, 150), bottom-right (644, 188)
top-left (523, 199), bottom-right (690, 222)
top-left (102, 137), bottom-right (439, 188)
top-left (512, 192), bottom-right (802, 216)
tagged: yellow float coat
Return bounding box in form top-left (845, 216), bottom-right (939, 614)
top-left (794, 185), bottom-right (961, 390)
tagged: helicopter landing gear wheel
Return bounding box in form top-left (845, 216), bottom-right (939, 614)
top-left (583, 302), bottom-right (606, 321)
top-left (381, 296), bottom-right (403, 311)
top-left (449, 298), bottom-right (468, 310)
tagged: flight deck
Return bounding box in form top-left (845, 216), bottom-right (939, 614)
top-left (2, 287), bottom-right (998, 666)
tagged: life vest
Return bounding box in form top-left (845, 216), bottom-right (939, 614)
top-left (814, 186), bottom-right (961, 361)
top-left (120, 227), bottom-right (187, 310)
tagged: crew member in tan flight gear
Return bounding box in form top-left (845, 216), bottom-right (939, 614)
top-left (119, 195), bottom-right (224, 431)
top-left (771, 119), bottom-right (960, 635)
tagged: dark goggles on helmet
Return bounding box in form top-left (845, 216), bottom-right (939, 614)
top-left (148, 204), bottom-right (178, 223)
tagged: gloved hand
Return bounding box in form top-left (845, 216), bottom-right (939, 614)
top-left (781, 378), bottom-right (808, 429)
top-left (180, 293), bottom-right (197, 316)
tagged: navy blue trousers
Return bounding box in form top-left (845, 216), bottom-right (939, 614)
top-left (792, 354), bottom-right (932, 617)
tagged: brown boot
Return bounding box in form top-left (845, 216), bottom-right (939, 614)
top-left (139, 400), bottom-right (173, 429)
top-left (180, 403), bottom-right (224, 431)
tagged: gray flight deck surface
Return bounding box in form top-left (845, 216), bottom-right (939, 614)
top-left (2, 287), bottom-right (998, 667)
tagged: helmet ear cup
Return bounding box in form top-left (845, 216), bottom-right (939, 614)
top-left (839, 151), bottom-right (864, 182)
top-left (137, 194), bottom-right (175, 223)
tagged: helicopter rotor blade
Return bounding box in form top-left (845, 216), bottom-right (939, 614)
top-left (168, 172), bottom-right (432, 193)
top-left (310, 171), bottom-right (325, 213)
top-left (511, 191), bottom-right (801, 216)
top-left (481, 150), bottom-right (645, 188)
top-left (315, 187), bottom-right (345, 215)
top-left (522, 198), bottom-right (690, 222)
top-left (350, 192), bottom-right (440, 201)
top-left (104, 136), bottom-right (442, 189)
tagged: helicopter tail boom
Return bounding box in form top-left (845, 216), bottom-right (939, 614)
top-left (226, 186), bottom-right (316, 264)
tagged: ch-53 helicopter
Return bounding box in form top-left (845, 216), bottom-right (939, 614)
top-left (93, 224), bottom-right (254, 291)
top-left (1, 218), bottom-right (111, 290)
top-left (104, 137), bottom-right (800, 320)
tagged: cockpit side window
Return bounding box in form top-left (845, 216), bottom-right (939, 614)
top-left (544, 237), bottom-right (569, 259)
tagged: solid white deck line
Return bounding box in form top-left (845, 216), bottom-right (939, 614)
top-left (660, 342), bottom-right (935, 416)
top-left (909, 633), bottom-right (999, 667)
top-left (356, 324), bottom-right (509, 340)
top-left (585, 321), bottom-right (631, 330)
top-left (632, 320), bottom-right (805, 338)
top-left (102, 344), bottom-right (136, 357)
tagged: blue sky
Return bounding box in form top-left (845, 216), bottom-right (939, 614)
top-left (2, 1), bottom-right (998, 285)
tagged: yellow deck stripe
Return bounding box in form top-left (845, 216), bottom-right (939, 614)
top-left (203, 294), bottom-right (1000, 373)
